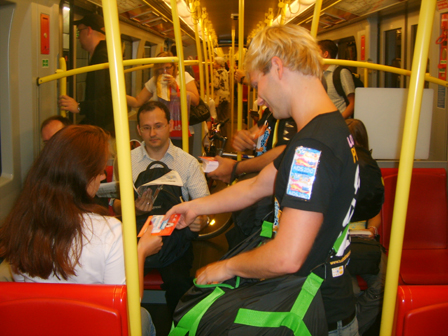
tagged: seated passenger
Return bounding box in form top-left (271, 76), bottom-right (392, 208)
top-left (40, 115), bottom-right (72, 143)
top-left (126, 51), bottom-right (200, 152)
top-left (0, 125), bottom-right (161, 336)
top-left (345, 118), bottom-right (386, 335)
top-left (112, 101), bottom-right (209, 316)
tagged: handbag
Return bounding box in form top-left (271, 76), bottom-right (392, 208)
top-left (170, 222), bottom-right (351, 336)
top-left (189, 98), bottom-right (211, 125)
top-left (346, 237), bottom-right (383, 275)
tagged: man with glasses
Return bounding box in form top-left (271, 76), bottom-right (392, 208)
top-left (58, 13), bottom-right (114, 138)
top-left (112, 101), bottom-right (209, 316)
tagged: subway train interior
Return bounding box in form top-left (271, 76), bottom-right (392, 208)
top-left (1, 0), bottom-right (448, 335)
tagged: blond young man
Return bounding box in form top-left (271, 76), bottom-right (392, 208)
top-left (167, 25), bottom-right (360, 336)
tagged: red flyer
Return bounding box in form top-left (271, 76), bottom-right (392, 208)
top-left (138, 214), bottom-right (181, 237)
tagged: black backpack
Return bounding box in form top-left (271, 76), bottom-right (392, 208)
top-left (332, 66), bottom-right (364, 106)
top-left (134, 161), bottom-right (197, 268)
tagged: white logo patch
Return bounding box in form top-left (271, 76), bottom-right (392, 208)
top-left (287, 146), bottom-right (321, 200)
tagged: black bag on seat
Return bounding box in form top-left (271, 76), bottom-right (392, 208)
top-left (170, 223), bottom-right (329, 336)
top-left (134, 161), bottom-right (197, 269)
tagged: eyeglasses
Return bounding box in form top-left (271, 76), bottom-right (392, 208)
top-left (158, 65), bottom-right (174, 72)
top-left (140, 123), bottom-right (168, 133)
top-left (76, 27), bottom-right (88, 36)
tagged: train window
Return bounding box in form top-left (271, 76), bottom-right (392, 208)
top-left (122, 38), bottom-right (133, 96)
top-left (337, 37), bottom-right (358, 74)
top-left (142, 42), bottom-right (153, 89)
top-left (385, 29), bottom-right (402, 88)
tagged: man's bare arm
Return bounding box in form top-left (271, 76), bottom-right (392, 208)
top-left (196, 207), bottom-right (323, 284)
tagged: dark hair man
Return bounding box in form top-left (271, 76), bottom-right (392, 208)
top-left (58, 13), bottom-right (114, 135)
top-left (318, 39), bottom-right (356, 119)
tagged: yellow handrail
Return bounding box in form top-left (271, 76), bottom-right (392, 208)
top-left (380, 1), bottom-right (437, 335)
top-left (102, 1), bottom-right (141, 335)
top-left (310, 0), bottom-right (323, 38)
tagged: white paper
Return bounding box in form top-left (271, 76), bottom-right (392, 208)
top-left (96, 181), bottom-right (119, 198)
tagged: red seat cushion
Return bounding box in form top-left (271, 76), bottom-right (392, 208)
top-left (144, 269), bottom-right (163, 290)
top-left (0, 283), bottom-right (128, 336)
top-left (395, 285), bottom-right (448, 336)
top-left (400, 249), bottom-right (448, 285)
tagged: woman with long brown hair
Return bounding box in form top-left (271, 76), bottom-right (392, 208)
top-left (0, 125), bottom-right (161, 335)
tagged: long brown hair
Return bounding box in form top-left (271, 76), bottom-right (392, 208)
top-left (346, 118), bottom-right (370, 151)
top-left (0, 125), bottom-right (109, 280)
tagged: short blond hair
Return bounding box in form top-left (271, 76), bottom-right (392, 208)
top-left (245, 25), bottom-right (322, 79)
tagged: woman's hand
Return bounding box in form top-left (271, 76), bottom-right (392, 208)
top-left (138, 224), bottom-right (163, 257)
top-left (163, 74), bottom-right (177, 88)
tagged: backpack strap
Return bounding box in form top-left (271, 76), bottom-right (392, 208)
top-left (234, 272), bottom-right (323, 336)
top-left (332, 66), bottom-right (350, 106)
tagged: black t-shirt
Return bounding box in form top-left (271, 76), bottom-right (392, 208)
top-left (351, 146), bottom-right (384, 222)
top-left (273, 111), bottom-right (359, 323)
top-left (255, 109), bottom-right (296, 156)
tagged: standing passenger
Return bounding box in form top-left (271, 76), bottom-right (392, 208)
top-left (58, 13), bottom-right (114, 136)
top-left (318, 39), bottom-right (356, 119)
top-left (213, 57), bottom-right (230, 122)
top-left (167, 25), bottom-right (360, 336)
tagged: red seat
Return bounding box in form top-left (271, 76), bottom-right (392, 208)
top-left (394, 285), bottom-right (448, 336)
top-left (144, 269), bottom-right (163, 290)
top-left (0, 282), bottom-right (128, 336)
top-left (381, 168), bottom-right (448, 285)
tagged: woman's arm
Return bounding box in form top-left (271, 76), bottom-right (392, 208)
top-left (137, 225), bottom-right (163, 299)
top-left (186, 80), bottom-right (200, 106)
top-left (127, 87), bottom-right (153, 108)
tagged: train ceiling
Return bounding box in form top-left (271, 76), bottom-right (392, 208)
top-left (81, 0), bottom-right (421, 48)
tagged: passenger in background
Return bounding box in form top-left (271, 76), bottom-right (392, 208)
top-left (58, 14), bottom-right (115, 138)
top-left (318, 39), bottom-right (355, 119)
top-left (112, 101), bottom-right (209, 317)
top-left (126, 51), bottom-right (200, 152)
top-left (0, 125), bottom-right (161, 336)
top-left (345, 118), bottom-right (386, 335)
top-left (41, 115), bottom-right (72, 143)
top-left (213, 57), bottom-right (230, 122)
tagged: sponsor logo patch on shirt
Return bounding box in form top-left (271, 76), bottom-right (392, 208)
top-left (287, 146), bottom-right (321, 200)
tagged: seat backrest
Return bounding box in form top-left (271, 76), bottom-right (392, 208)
top-left (381, 168), bottom-right (448, 250)
top-left (0, 282), bottom-right (128, 336)
top-left (394, 285), bottom-right (448, 336)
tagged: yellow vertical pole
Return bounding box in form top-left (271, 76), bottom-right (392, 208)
top-left (201, 11), bottom-right (210, 104)
top-left (237, 0), bottom-right (244, 161)
top-left (193, 4), bottom-right (205, 100)
top-left (208, 32), bottom-right (215, 99)
top-left (364, 68), bottom-right (368, 87)
top-left (379, 1), bottom-right (436, 335)
top-left (310, 0), bottom-right (323, 38)
top-left (101, 1), bottom-right (141, 335)
top-left (230, 28), bottom-right (235, 139)
top-left (171, 0), bottom-right (189, 152)
top-left (59, 57), bottom-right (67, 117)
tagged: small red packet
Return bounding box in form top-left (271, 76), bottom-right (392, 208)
top-left (138, 214), bottom-right (181, 237)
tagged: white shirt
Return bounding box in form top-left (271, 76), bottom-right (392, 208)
top-left (323, 65), bottom-right (355, 113)
top-left (13, 213), bottom-right (125, 285)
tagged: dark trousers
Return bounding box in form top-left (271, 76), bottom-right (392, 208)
top-left (150, 245), bottom-right (194, 317)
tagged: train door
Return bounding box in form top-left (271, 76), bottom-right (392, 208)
top-left (380, 13), bottom-right (405, 88)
